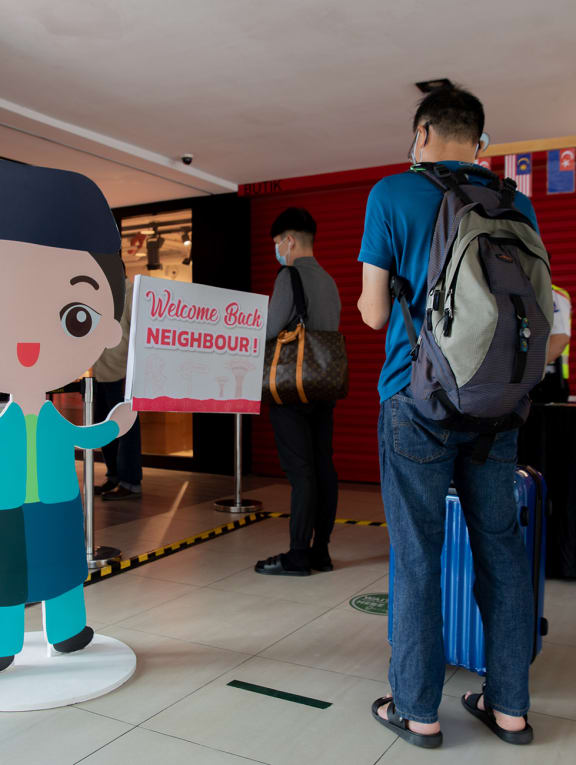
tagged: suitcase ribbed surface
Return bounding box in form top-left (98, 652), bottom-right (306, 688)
top-left (388, 468), bottom-right (546, 676)
top-left (441, 495), bottom-right (487, 674)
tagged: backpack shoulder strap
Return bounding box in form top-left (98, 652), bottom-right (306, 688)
top-left (285, 266), bottom-right (308, 324)
top-left (500, 176), bottom-right (517, 209)
top-left (411, 162), bottom-right (472, 204)
top-left (389, 272), bottom-right (419, 353)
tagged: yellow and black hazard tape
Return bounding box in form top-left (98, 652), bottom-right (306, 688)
top-left (264, 512), bottom-right (387, 528)
top-left (84, 511), bottom-right (271, 586)
top-left (84, 510), bottom-right (386, 587)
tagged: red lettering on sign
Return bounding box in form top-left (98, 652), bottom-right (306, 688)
top-left (224, 302), bottom-right (263, 329)
top-left (147, 327), bottom-right (160, 344)
top-left (146, 288), bottom-right (220, 324)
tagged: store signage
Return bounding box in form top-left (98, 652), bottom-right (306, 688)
top-left (126, 276), bottom-right (269, 413)
top-left (238, 180), bottom-right (283, 195)
top-left (349, 593), bottom-right (389, 615)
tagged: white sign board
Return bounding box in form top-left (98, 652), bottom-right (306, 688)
top-left (126, 275), bottom-right (269, 414)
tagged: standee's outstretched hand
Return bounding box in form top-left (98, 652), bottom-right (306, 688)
top-left (107, 401), bottom-right (137, 437)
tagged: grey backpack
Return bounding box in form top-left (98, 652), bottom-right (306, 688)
top-left (393, 162), bottom-right (553, 447)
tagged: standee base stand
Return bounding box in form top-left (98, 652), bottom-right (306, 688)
top-left (0, 632), bottom-right (136, 711)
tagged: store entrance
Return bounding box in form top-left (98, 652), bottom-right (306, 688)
top-left (121, 208), bottom-right (194, 468)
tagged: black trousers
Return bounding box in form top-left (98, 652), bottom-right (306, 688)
top-left (94, 379), bottom-right (143, 488)
top-left (269, 401), bottom-right (338, 553)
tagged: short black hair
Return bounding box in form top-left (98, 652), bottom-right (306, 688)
top-left (270, 207), bottom-right (317, 244)
top-left (90, 252), bottom-right (126, 320)
top-left (0, 159), bottom-right (125, 319)
top-left (412, 85), bottom-right (485, 143)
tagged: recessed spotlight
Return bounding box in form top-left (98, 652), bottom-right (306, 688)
top-left (415, 78), bottom-right (454, 93)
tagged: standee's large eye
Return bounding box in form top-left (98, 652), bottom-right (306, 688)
top-left (59, 303), bottom-right (101, 338)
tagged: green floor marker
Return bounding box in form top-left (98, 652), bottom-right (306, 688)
top-left (349, 592), bottom-right (389, 615)
top-left (227, 680), bottom-right (332, 709)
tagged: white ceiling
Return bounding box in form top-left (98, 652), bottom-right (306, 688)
top-left (1, 0), bottom-right (575, 207)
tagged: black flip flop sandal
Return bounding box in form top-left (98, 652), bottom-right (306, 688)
top-left (461, 691), bottom-right (533, 745)
top-left (371, 697), bottom-right (443, 749)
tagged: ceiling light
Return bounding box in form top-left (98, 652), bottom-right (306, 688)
top-left (181, 230), bottom-right (191, 247)
top-left (415, 78), bottom-right (453, 93)
top-left (146, 233), bottom-right (164, 270)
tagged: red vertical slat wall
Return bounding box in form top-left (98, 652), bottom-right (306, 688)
top-left (249, 152), bottom-right (576, 483)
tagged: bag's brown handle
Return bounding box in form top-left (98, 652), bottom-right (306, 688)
top-left (269, 323), bottom-right (308, 405)
top-left (296, 325), bottom-right (308, 403)
top-left (269, 338), bottom-right (284, 404)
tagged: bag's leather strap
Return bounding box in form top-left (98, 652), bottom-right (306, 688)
top-left (286, 266), bottom-right (308, 325)
top-left (269, 337), bottom-right (284, 404)
top-left (269, 324), bottom-right (308, 405)
top-left (296, 325), bottom-right (308, 403)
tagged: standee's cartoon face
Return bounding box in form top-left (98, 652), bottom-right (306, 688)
top-left (0, 159), bottom-right (136, 673)
top-left (0, 241), bottom-right (122, 395)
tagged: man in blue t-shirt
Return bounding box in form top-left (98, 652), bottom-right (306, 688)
top-left (358, 87), bottom-right (536, 748)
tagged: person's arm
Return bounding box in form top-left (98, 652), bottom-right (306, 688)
top-left (547, 333), bottom-right (570, 364)
top-left (358, 264), bottom-right (391, 330)
top-left (266, 269), bottom-right (294, 339)
top-left (357, 182), bottom-right (394, 330)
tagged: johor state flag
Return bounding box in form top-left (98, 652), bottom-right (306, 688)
top-left (548, 149), bottom-right (575, 194)
top-left (505, 153), bottom-right (532, 197)
top-left (475, 157), bottom-right (492, 170)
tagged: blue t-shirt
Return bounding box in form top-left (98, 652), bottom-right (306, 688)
top-left (358, 162), bottom-right (540, 402)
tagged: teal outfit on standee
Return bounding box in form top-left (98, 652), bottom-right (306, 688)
top-left (0, 401), bottom-right (118, 656)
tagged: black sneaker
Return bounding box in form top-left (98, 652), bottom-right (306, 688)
top-left (311, 548), bottom-right (334, 572)
top-left (94, 480), bottom-right (118, 495)
top-left (102, 486), bottom-right (141, 501)
top-left (255, 554), bottom-right (310, 576)
top-left (0, 655), bottom-right (14, 672)
top-left (53, 626), bottom-right (94, 654)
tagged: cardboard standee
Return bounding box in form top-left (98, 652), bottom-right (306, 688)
top-left (0, 159), bottom-right (136, 698)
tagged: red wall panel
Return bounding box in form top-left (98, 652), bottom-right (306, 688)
top-left (250, 153), bottom-right (576, 483)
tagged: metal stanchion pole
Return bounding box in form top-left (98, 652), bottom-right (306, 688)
top-left (83, 377), bottom-right (122, 568)
top-left (214, 413), bottom-right (263, 513)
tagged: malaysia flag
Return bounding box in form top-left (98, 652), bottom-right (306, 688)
top-left (547, 148), bottom-right (575, 194)
top-left (475, 157), bottom-right (492, 170)
top-left (505, 154), bottom-right (532, 197)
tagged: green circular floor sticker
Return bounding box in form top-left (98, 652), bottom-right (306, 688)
top-left (349, 593), bottom-right (388, 615)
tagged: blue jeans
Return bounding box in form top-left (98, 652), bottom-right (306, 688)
top-left (379, 387), bottom-right (533, 723)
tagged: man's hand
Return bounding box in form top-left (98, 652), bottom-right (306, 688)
top-left (107, 401), bottom-right (137, 437)
top-left (357, 263), bottom-right (391, 330)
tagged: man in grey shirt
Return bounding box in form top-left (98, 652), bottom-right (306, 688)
top-left (255, 208), bottom-right (341, 576)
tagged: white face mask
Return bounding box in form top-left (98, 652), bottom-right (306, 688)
top-left (408, 121), bottom-right (431, 165)
top-left (275, 237), bottom-right (290, 266)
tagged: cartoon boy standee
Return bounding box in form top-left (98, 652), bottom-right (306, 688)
top-left (0, 159), bottom-right (137, 670)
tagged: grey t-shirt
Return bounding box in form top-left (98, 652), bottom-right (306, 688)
top-left (266, 256), bottom-right (341, 340)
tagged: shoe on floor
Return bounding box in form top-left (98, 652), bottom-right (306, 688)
top-left (0, 655), bottom-right (14, 672)
top-left (94, 479), bottom-right (118, 495)
top-left (311, 548), bottom-right (334, 572)
top-left (461, 692), bottom-right (533, 745)
top-left (102, 486), bottom-right (141, 501)
top-left (255, 553), bottom-right (310, 576)
top-left (371, 697), bottom-right (443, 749)
top-left (53, 626), bottom-right (94, 654)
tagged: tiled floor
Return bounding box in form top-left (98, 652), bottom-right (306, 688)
top-left (2, 465), bottom-right (575, 764)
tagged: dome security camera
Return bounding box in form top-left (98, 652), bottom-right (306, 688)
top-left (181, 154), bottom-right (194, 165)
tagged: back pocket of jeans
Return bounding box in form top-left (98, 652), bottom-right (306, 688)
top-left (391, 398), bottom-right (450, 463)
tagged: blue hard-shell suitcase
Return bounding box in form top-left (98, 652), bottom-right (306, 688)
top-left (388, 466), bottom-right (548, 675)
